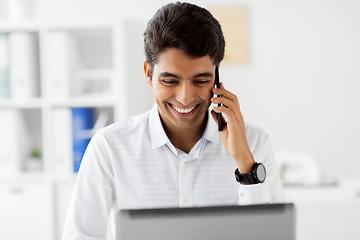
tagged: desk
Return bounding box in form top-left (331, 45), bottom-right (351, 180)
top-left (284, 179), bottom-right (360, 240)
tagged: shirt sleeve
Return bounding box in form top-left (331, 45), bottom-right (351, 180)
top-left (238, 129), bottom-right (285, 204)
top-left (62, 132), bottom-right (115, 240)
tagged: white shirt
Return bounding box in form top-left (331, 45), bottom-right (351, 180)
top-left (62, 104), bottom-right (284, 240)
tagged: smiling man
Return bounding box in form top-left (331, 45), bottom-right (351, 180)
top-left (145, 48), bottom-right (215, 153)
top-left (63, 2), bottom-right (284, 240)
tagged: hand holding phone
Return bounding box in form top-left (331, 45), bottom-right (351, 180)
top-left (212, 67), bottom-right (255, 173)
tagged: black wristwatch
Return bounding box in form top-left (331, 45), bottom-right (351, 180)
top-left (234, 162), bottom-right (266, 184)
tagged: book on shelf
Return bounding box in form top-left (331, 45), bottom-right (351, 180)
top-left (48, 31), bottom-right (78, 99)
top-left (52, 108), bottom-right (73, 175)
top-left (0, 110), bottom-right (27, 176)
top-left (9, 32), bottom-right (40, 99)
top-left (0, 33), bottom-right (10, 98)
top-left (72, 107), bottom-right (94, 173)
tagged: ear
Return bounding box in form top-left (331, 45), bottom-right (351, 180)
top-left (144, 61), bottom-right (153, 88)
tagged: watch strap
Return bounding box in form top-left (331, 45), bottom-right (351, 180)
top-left (235, 168), bottom-right (256, 184)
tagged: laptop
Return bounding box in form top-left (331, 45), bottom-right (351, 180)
top-left (116, 203), bottom-right (295, 240)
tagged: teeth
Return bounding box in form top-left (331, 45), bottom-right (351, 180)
top-left (172, 105), bottom-right (196, 114)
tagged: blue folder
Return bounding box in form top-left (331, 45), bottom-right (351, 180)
top-left (72, 108), bottom-right (94, 172)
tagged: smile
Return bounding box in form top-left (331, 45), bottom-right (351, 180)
top-left (171, 104), bottom-right (197, 114)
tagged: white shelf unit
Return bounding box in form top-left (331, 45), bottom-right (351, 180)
top-left (0, 18), bottom-right (153, 178)
top-left (0, 18), bottom-right (153, 240)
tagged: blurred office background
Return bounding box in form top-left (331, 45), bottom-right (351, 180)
top-left (0, 0), bottom-right (359, 239)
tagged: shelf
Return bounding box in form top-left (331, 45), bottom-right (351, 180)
top-left (0, 97), bottom-right (118, 109)
top-left (0, 98), bottom-right (43, 109)
top-left (41, 20), bottom-right (115, 31)
top-left (0, 172), bottom-right (78, 184)
top-left (49, 96), bottom-right (117, 108)
top-left (0, 21), bottom-right (44, 31)
top-left (284, 182), bottom-right (360, 202)
top-left (0, 172), bottom-right (50, 184)
top-left (0, 20), bottom-right (115, 32)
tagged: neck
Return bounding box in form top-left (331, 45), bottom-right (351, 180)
top-left (161, 113), bottom-right (208, 154)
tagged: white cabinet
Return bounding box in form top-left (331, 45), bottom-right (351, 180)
top-left (54, 179), bottom-right (76, 240)
top-left (284, 182), bottom-right (360, 240)
top-left (0, 180), bottom-right (54, 240)
top-left (0, 18), bottom-right (154, 239)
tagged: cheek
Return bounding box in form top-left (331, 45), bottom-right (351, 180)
top-left (153, 85), bottom-right (172, 101)
top-left (201, 86), bottom-right (214, 100)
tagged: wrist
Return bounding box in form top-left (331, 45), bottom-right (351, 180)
top-left (235, 152), bottom-right (254, 174)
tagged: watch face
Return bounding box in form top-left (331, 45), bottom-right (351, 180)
top-left (256, 163), bottom-right (266, 182)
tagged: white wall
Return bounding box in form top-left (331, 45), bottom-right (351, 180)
top-left (30, 0), bottom-right (360, 179)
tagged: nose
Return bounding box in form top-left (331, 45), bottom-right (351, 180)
top-left (176, 82), bottom-right (196, 106)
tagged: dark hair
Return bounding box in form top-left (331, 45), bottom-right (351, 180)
top-left (144, 2), bottom-right (225, 76)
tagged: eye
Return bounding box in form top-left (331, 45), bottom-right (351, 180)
top-left (194, 80), bottom-right (210, 86)
top-left (161, 79), bottom-right (179, 86)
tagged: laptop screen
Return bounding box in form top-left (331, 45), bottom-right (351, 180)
top-left (116, 203), bottom-right (295, 240)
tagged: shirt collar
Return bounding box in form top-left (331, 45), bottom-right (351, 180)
top-left (149, 104), bottom-right (170, 149)
top-left (149, 104), bottom-right (220, 150)
top-left (203, 110), bottom-right (220, 145)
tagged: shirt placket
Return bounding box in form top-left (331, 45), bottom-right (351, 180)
top-left (179, 154), bottom-right (195, 207)
top-left (178, 146), bottom-right (202, 207)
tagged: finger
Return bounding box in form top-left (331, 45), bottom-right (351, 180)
top-left (211, 96), bottom-right (237, 110)
top-left (213, 105), bottom-right (234, 117)
top-left (213, 105), bottom-right (243, 125)
top-left (220, 82), bottom-right (225, 89)
top-left (213, 87), bottom-right (239, 105)
top-left (210, 110), bottom-right (227, 130)
top-left (211, 96), bottom-right (243, 124)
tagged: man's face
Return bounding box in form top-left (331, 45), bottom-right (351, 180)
top-left (145, 48), bottom-right (215, 131)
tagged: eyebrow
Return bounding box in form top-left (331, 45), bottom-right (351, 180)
top-left (193, 72), bottom-right (213, 79)
top-left (159, 72), bottom-right (213, 79)
top-left (159, 72), bottom-right (181, 79)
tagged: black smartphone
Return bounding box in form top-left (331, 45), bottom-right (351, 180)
top-left (215, 66), bottom-right (223, 131)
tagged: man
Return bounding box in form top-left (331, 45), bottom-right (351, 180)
top-left (63, 2), bottom-right (284, 239)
